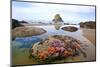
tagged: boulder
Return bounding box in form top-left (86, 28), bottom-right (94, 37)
top-left (12, 27), bottom-right (46, 38)
top-left (62, 26), bottom-right (78, 32)
top-left (30, 35), bottom-right (85, 62)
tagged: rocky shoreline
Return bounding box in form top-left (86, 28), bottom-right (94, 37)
top-left (80, 21), bottom-right (96, 29)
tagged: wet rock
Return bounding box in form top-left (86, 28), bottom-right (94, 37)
top-left (31, 35), bottom-right (85, 62)
top-left (12, 27), bottom-right (46, 38)
top-left (62, 26), bottom-right (78, 32)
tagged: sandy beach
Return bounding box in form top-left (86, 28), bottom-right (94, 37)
top-left (82, 28), bottom-right (96, 45)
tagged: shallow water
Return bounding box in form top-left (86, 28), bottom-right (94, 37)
top-left (28, 25), bottom-right (82, 39)
top-left (12, 25), bottom-right (95, 65)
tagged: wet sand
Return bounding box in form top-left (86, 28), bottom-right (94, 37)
top-left (81, 28), bottom-right (96, 45)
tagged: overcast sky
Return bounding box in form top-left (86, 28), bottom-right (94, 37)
top-left (12, 1), bottom-right (95, 24)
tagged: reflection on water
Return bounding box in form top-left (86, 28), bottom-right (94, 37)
top-left (54, 21), bottom-right (63, 30)
top-left (15, 36), bottom-right (41, 48)
top-left (33, 25), bottom-right (82, 39)
top-left (12, 25), bottom-right (83, 65)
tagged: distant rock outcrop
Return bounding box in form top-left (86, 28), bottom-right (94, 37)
top-left (12, 19), bottom-right (24, 29)
top-left (52, 14), bottom-right (64, 30)
top-left (20, 20), bottom-right (28, 23)
top-left (80, 21), bottom-right (96, 29)
top-left (52, 14), bottom-right (63, 22)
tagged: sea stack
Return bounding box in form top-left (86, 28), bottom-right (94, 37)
top-left (52, 14), bottom-right (64, 30)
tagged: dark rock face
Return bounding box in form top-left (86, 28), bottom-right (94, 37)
top-left (80, 21), bottom-right (96, 29)
top-left (62, 26), bottom-right (78, 32)
top-left (12, 19), bottom-right (23, 29)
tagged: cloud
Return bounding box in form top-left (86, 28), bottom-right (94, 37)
top-left (12, 1), bottom-right (95, 23)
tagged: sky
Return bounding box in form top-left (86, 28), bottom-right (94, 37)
top-left (12, 1), bottom-right (95, 24)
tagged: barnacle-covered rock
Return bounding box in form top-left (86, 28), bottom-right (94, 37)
top-left (30, 35), bottom-right (86, 61)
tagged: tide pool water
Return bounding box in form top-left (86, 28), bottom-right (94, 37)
top-left (12, 25), bottom-right (95, 65)
top-left (12, 25), bottom-right (82, 65)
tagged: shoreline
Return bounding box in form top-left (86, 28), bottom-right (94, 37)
top-left (81, 28), bottom-right (96, 45)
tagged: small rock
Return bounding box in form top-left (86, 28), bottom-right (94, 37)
top-left (62, 26), bottom-right (78, 32)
